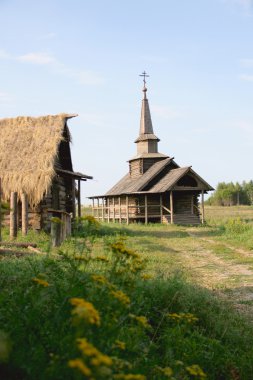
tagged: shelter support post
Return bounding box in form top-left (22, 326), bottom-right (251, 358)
top-left (107, 198), bottom-right (110, 223)
top-left (72, 179), bottom-right (76, 220)
top-left (97, 198), bottom-right (99, 220)
top-left (160, 194), bottom-right (163, 223)
top-left (201, 190), bottom-right (205, 224)
top-left (113, 197), bottom-right (115, 222)
top-left (144, 195), bottom-right (148, 225)
top-left (170, 191), bottom-right (174, 224)
top-left (119, 197), bottom-right (122, 223)
top-left (21, 193), bottom-right (28, 236)
top-left (92, 199), bottom-right (94, 217)
top-left (10, 192), bottom-right (18, 239)
top-left (102, 198), bottom-right (104, 222)
top-left (77, 180), bottom-right (81, 218)
top-left (126, 196), bottom-right (129, 225)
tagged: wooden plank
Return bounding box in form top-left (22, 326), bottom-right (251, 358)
top-left (72, 179), bottom-right (76, 219)
top-left (119, 197), bottom-right (122, 224)
top-left (0, 242), bottom-right (37, 248)
top-left (201, 190), bottom-right (205, 224)
top-left (107, 198), bottom-right (110, 223)
top-left (113, 197), bottom-right (115, 222)
top-left (160, 194), bottom-right (163, 223)
top-left (10, 192), bottom-right (18, 239)
top-left (170, 191), bottom-right (174, 224)
top-left (126, 196), bottom-right (129, 225)
top-left (21, 193), bottom-right (28, 236)
top-left (101, 198), bottom-right (104, 222)
top-left (145, 195), bottom-right (148, 225)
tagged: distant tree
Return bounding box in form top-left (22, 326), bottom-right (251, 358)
top-left (206, 180), bottom-right (253, 206)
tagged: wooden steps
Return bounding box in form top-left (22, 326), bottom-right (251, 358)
top-left (162, 213), bottom-right (201, 225)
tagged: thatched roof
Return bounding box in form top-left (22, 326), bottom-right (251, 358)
top-left (0, 113), bottom-right (77, 206)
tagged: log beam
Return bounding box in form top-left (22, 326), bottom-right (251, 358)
top-left (10, 192), bottom-right (18, 239)
top-left (21, 193), bottom-right (28, 236)
top-left (170, 191), bottom-right (174, 224)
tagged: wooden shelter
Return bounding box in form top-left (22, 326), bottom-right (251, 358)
top-left (0, 113), bottom-right (92, 234)
top-left (89, 78), bottom-right (213, 225)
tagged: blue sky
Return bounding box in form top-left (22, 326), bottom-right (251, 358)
top-left (1, 0), bottom-right (253, 202)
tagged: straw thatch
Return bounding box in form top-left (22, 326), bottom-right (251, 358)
top-left (0, 113), bottom-right (76, 206)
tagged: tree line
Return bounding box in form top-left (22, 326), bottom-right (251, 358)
top-left (206, 181), bottom-right (253, 206)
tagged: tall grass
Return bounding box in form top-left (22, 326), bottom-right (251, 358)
top-left (1, 218), bottom-right (253, 379)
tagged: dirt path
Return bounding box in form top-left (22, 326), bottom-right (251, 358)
top-left (185, 228), bottom-right (253, 318)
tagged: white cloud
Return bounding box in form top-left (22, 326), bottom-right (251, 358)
top-left (240, 58), bottom-right (253, 67)
top-left (0, 48), bottom-right (105, 86)
top-left (0, 49), bottom-right (10, 59)
top-left (17, 52), bottom-right (56, 65)
top-left (239, 73), bottom-right (253, 81)
top-left (223, 0), bottom-right (253, 11)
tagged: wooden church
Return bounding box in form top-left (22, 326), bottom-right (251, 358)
top-left (90, 75), bottom-right (213, 225)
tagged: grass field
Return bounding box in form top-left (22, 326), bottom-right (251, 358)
top-left (1, 207), bottom-right (253, 379)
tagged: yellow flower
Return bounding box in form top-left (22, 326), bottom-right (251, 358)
top-left (74, 255), bottom-right (88, 261)
top-left (95, 255), bottom-right (109, 262)
top-left (186, 364), bottom-right (207, 379)
top-left (110, 290), bottom-right (130, 306)
top-left (155, 366), bottom-right (173, 377)
top-left (141, 274), bottom-right (154, 280)
top-left (69, 298), bottom-right (100, 326)
top-left (91, 274), bottom-right (109, 285)
top-left (68, 358), bottom-right (92, 376)
top-left (32, 278), bottom-right (49, 287)
top-left (114, 340), bottom-right (126, 350)
top-left (77, 338), bottom-right (112, 367)
top-left (129, 314), bottom-right (151, 329)
top-left (167, 313), bottom-right (198, 324)
top-left (109, 241), bottom-right (140, 259)
top-left (114, 374), bottom-right (146, 380)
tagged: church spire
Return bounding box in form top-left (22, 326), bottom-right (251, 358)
top-left (135, 72), bottom-right (160, 154)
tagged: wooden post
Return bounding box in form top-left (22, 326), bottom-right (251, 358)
top-left (51, 217), bottom-right (61, 247)
top-left (160, 194), bottom-right (163, 223)
top-left (102, 198), bottom-right (104, 222)
top-left (21, 193), bottom-right (28, 236)
top-left (107, 198), bottom-right (110, 223)
top-left (66, 213), bottom-right (72, 236)
top-left (170, 191), bottom-right (174, 224)
top-left (113, 197), bottom-right (115, 222)
top-left (119, 197), bottom-right (122, 223)
top-left (92, 198), bottom-right (94, 217)
top-left (97, 198), bottom-right (99, 220)
top-left (61, 213), bottom-right (67, 241)
top-left (10, 192), bottom-right (18, 239)
top-left (144, 195), bottom-right (148, 225)
top-left (201, 190), bottom-right (205, 224)
top-left (126, 195), bottom-right (129, 225)
top-left (72, 179), bottom-right (76, 219)
top-left (77, 180), bottom-right (81, 218)
top-left (0, 178), bottom-right (2, 242)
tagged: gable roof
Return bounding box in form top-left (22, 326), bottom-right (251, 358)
top-left (0, 113), bottom-right (90, 206)
top-left (105, 158), bottom-right (173, 196)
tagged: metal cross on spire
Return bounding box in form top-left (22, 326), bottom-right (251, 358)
top-left (139, 71), bottom-right (149, 86)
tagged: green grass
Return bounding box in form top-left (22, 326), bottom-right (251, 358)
top-left (1, 212), bottom-right (253, 379)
